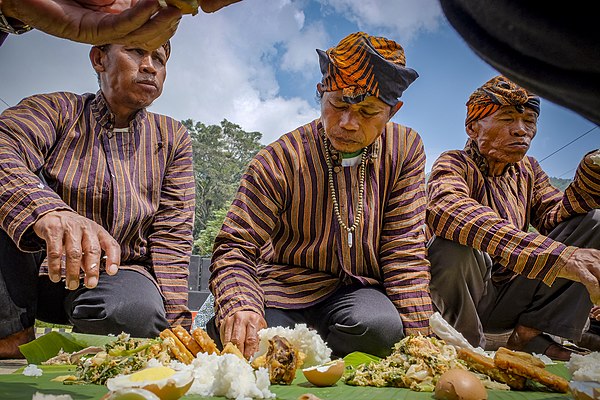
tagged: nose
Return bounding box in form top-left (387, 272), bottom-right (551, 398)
top-left (339, 109), bottom-right (359, 131)
top-left (511, 119), bottom-right (530, 137)
top-left (139, 54), bottom-right (157, 74)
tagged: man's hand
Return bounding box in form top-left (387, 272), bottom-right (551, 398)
top-left (219, 310), bottom-right (267, 359)
top-left (199, 0), bottom-right (242, 13)
top-left (2, 0), bottom-right (182, 49)
top-left (33, 210), bottom-right (120, 291)
top-left (558, 248), bottom-right (600, 305)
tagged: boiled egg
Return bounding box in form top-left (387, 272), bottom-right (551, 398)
top-left (302, 359), bottom-right (345, 387)
top-left (434, 369), bottom-right (488, 400)
top-left (105, 366), bottom-right (194, 400)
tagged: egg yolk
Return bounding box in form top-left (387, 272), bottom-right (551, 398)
top-left (128, 367), bottom-right (177, 382)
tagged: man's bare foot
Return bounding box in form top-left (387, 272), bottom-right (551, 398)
top-left (0, 327), bottom-right (35, 359)
top-left (507, 324), bottom-right (573, 361)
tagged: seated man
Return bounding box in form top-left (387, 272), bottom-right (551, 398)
top-left (207, 32), bottom-right (434, 360)
top-left (0, 40), bottom-right (195, 358)
top-left (427, 75), bottom-right (600, 361)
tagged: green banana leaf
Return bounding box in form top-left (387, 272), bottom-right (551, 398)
top-left (1, 333), bottom-right (573, 400)
top-left (19, 332), bottom-right (116, 364)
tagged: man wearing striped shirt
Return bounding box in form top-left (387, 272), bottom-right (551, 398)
top-left (0, 41), bottom-right (195, 358)
top-left (427, 76), bottom-right (600, 361)
top-left (208, 32), bottom-right (434, 359)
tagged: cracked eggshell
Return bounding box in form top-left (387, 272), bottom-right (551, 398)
top-left (434, 369), bottom-right (488, 400)
top-left (302, 359), bottom-right (345, 387)
top-left (106, 366), bottom-right (193, 400)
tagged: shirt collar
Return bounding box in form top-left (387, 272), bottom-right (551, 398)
top-left (91, 90), bottom-right (147, 132)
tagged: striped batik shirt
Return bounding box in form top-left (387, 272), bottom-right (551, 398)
top-left (0, 91), bottom-right (195, 328)
top-left (427, 141), bottom-right (600, 285)
top-left (210, 119), bottom-right (433, 336)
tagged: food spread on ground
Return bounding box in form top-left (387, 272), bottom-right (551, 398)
top-left (3, 321), bottom-right (594, 400)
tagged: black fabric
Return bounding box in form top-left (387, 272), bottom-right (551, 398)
top-left (440, 0), bottom-right (600, 126)
top-left (207, 284), bottom-right (404, 358)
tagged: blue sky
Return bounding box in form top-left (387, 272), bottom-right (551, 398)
top-left (0, 0), bottom-right (597, 177)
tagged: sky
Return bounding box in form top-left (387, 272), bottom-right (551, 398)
top-left (0, 0), bottom-right (597, 178)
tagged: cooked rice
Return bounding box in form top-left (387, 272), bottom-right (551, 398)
top-left (254, 324), bottom-right (331, 367)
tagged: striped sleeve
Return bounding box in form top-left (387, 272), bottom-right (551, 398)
top-left (210, 146), bottom-right (287, 325)
top-left (380, 126), bottom-right (433, 336)
top-left (0, 94), bottom-right (74, 250)
top-left (533, 150), bottom-right (600, 234)
top-left (426, 151), bottom-right (576, 286)
top-left (147, 117), bottom-right (195, 329)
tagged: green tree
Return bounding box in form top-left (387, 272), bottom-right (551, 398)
top-left (183, 119), bottom-right (263, 246)
top-left (194, 207), bottom-right (229, 256)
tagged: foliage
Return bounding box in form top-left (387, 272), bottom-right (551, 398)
top-left (184, 119), bottom-right (263, 245)
top-left (194, 207), bottom-right (229, 256)
top-left (549, 176), bottom-right (572, 192)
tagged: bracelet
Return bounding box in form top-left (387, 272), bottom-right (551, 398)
top-left (0, 10), bottom-right (32, 35)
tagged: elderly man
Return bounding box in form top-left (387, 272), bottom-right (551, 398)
top-left (207, 32), bottom-right (434, 359)
top-left (427, 75), bottom-right (600, 361)
top-left (0, 40), bottom-right (195, 358)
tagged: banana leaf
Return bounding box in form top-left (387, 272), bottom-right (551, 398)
top-left (19, 332), bottom-right (116, 365)
top-left (2, 334), bottom-right (573, 400)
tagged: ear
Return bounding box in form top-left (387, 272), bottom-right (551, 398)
top-left (465, 121), bottom-right (479, 139)
top-left (316, 82), bottom-right (325, 96)
top-left (89, 46), bottom-right (106, 74)
top-left (388, 101), bottom-right (403, 119)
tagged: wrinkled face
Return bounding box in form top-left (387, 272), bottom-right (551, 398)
top-left (320, 90), bottom-right (394, 153)
top-left (94, 44), bottom-right (167, 115)
top-left (468, 105), bottom-right (538, 168)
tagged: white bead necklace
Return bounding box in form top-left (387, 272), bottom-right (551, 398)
top-left (323, 135), bottom-right (368, 248)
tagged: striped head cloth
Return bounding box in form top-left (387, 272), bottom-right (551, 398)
top-left (465, 75), bottom-right (540, 126)
top-left (317, 32), bottom-right (418, 106)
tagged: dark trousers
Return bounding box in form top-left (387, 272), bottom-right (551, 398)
top-left (207, 284), bottom-right (404, 358)
top-left (428, 209), bottom-right (599, 348)
top-left (0, 228), bottom-right (168, 339)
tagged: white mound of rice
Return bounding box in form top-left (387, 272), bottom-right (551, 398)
top-left (175, 353), bottom-right (274, 400)
top-left (23, 364), bottom-right (43, 377)
top-left (254, 323), bottom-right (332, 367)
top-left (566, 351), bottom-right (600, 382)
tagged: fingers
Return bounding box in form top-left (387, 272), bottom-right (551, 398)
top-left (97, 229), bottom-right (120, 275)
top-left (219, 311), bottom-right (266, 359)
top-left (111, 6), bottom-right (182, 50)
top-left (33, 210), bottom-right (120, 290)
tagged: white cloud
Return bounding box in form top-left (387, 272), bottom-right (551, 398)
top-left (320, 0), bottom-right (442, 41)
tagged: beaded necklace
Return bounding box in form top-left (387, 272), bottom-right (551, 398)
top-left (323, 135), bottom-right (368, 248)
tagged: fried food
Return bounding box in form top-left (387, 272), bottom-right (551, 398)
top-left (457, 347), bottom-right (526, 390)
top-left (221, 342), bottom-right (245, 359)
top-left (164, 0), bottom-right (199, 14)
top-left (172, 325), bottom-right (202, 356)
top-left (494, 347), bottom-right (569, 393)
top-left (191, 327), bottom-right (220, 355)
top-left (265, 335), bottom-right (301, 385)
top-left (160, 328), bottom-right (195, 364)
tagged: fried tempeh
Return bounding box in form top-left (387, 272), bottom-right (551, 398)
top-left (160, 328), bottom-right (195, 364)
top-left (191, 327), bottom-right (220, 355)
top-left (457, 347), bottom-right (526, 389)
top-left (494, 347), bottom-right (569, 393)
top-left (172, 325), bottom-right (202, 356)
top-left (221, 341), bottom-right (245, 359)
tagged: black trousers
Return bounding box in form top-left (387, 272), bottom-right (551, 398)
top-left (0, 228), bottom-right (168, 339)
top-left (207, 283), bottom-right (404, 358)
top-left (428, 209), bottom-right (600, 348)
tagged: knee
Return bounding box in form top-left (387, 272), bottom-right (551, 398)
top-left (328, 313), bottom-right (403, 358)
top-left (72, 298), bottom-right (167, 338)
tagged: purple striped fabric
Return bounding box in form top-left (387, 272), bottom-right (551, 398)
top-left (427, 143), bottom-right (600, 285)
top-left (211, 119), bottom-right (433, 336)
top-left (0, 91), bottom-right (195, 329)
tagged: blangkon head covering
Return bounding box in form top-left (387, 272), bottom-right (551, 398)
top-left (317, 32), bottom-right (418, 106)
top-left (465, 75), bottom-right (540, 126)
